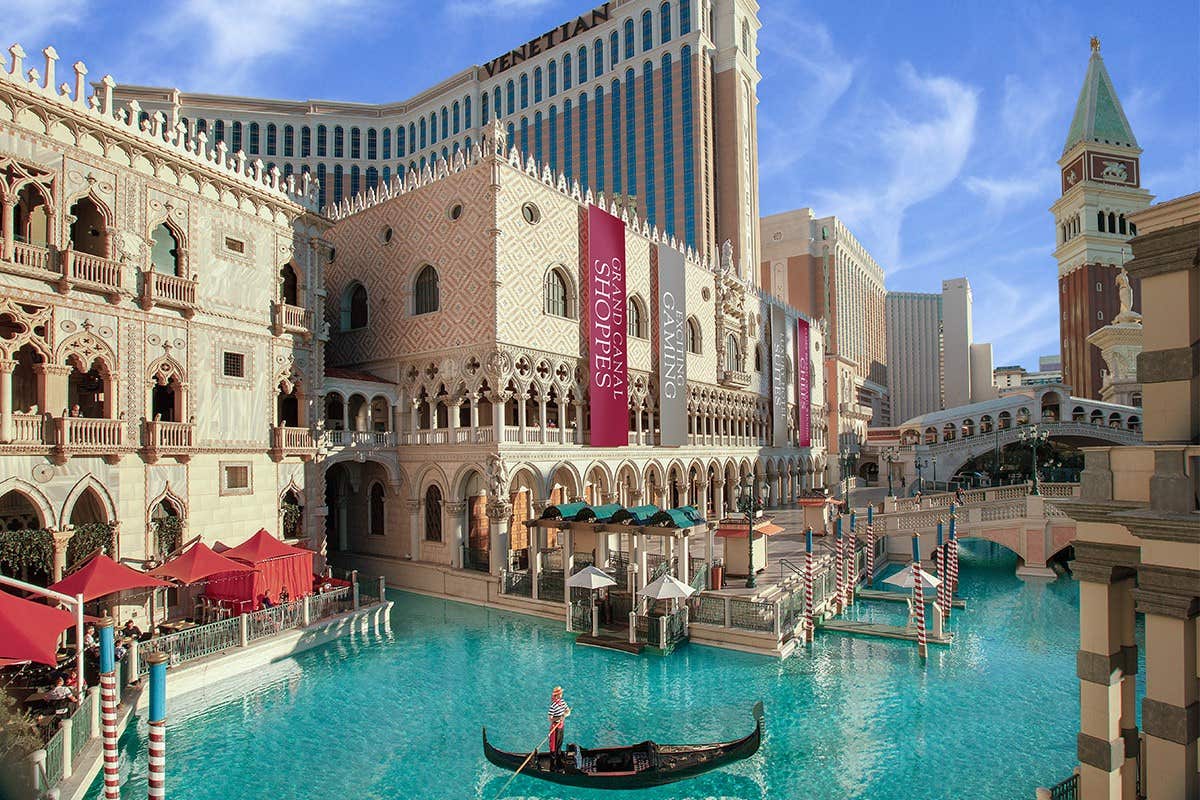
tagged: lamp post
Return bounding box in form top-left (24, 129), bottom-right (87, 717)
top-left (840, 450), bottom-right (858, 511)
top-left (882, 447), bottom-right (899, 497)
top-left (736, 476), bottom-right (769, 589)
top-left (931, 456), bottom-right (937, 487)
top-left (915, 458), bottom-right (925, 492)
top-left (1019, 425), bottom-right (1050, 495)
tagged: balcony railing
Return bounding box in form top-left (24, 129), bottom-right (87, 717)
top-left (10, 412), bottom-right (48, 444)
top-left (12, 240), bottom-right (53, 272)
top-left (323, 429), bottom-right (396, 448)
top-left (271, 425), bottom-right (317, 460)
top-left (52, 417), bottom-right (126, 461)
top-left (143, 419), bottom-right (194, 460)
top-left (141, 269), bottom-right (198, 316)
top-left (61, 249), bottom-right (123, 297)
top-left (272, 302), bottom-right (314, 338)
top-left (720, 369), bottom-right (752, 389)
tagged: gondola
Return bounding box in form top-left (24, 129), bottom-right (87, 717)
top-left (482, 701), bottom-right (763, 790)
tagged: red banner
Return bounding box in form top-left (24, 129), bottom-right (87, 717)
top-left (587, 204), bottom-right (627, 447)
top-left (796, 318), bottom-right (811, 447)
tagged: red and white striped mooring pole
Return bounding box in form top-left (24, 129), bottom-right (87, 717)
top-left (147, 651), bottom-right (168, 800)
top-left (97, 618), bottom-right (120, 800)
top-left (911, 535), bottom-right (928, 660)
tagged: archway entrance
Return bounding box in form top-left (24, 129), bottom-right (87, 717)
top-left (0, 490), bottom-right (50, 585)
top-left (150, 497), bottom-right (183, 560)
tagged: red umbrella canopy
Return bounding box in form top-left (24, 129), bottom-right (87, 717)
top-left (48, 554), bottom-right (171, 602)
top-left (148, 542), bottom-right (254, 585)
top-left (223, 529), bottom-right (308, 564)
top-left (0, 590), bottom-right (77, 666)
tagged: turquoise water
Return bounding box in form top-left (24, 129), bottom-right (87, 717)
top-left (90, 542), bottom-right (1096, 800)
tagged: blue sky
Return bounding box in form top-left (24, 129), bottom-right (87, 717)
top-left (7, 0), bottom-right (1197, 369)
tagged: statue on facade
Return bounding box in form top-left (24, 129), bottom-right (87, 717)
top-left (1114, 268), bottom-right (1141, 323)
top-left (720, 239), bottom-right (734, 273)
top-left (486, 453), bottom-right (509, 498)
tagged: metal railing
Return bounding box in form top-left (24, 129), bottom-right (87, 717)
top-left (309, 586), bottom-right (352, 619)
top-left (501, 570), bottom-right (532, 597)
top-left (729, 598), bottom-right (775, 632)
top-left (69, 691), bottom-right (94, 758)
top-left (138, 614), bottom-right (241, 673)
top-left (1047, 772), bottom-right (1078, 800)
top-left (245, 598), bottom-right (305, 643)
top-left (42, 726), bottom-right (64, 793)
top-left (538, 569), bottom-right (564, 602)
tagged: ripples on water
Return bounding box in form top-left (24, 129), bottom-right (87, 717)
top-left (91, 542), bottom-right (1118, 800)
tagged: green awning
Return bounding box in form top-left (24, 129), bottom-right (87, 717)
top-left (541, 502), bottom-right (590, 520)
top-left (576, 503), bottom-right (624, 522)
top-left (649, 506), bottom-right (707, 529)
top-left (610, 505), bottom-right (660, 525)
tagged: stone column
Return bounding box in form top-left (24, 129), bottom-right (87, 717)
top-left (712, 478), bottom-right (725, 521)
top-left (469, 394), bottom-right (479, 434)
top-left (634, 400), bottom-right (644, 445)
top-left (1134, 566), bottom-right (1199, 800)
top-left (406, 499), bottom-right (422, 561)
top-left (486, 498), bottom-right (511, 576)
top-left (445, 500), bottom-right (467, 568)
top-left (695, 479), bottom-right (709, 518)
top-left (491, 391), bottom-right (507, 442)
top-left (1073, 545), bottom-right (1139, 800)
top-left (409, 398), bottom-right (420, 436)
top-left (517, 391), bottom-right (527, 441)
top-left (536, 396), bottom-right (547, 444)
top-left (678, 535), bottom-right (690, 584)
top-left (0, 359), bottom-right (14, 443)
top-left (1, 198), bottom-right (14, 262)
top-left (35, 363), bottom-right (71, 418)
top-left (51, 528), bottom-right (73, 582)
top-left (573, 401), bottom-right (585, 444)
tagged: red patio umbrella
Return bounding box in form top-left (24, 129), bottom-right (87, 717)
top-left (0, 589), bottom-right (77, 666)
top-left (48, 554), bottom-right (171, 602)
top-left (222, 529), bottom-right (309, 563)
top-left (149, 542), bottom-right (254, 585)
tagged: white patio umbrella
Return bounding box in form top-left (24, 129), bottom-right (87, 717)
top-left (565, 565), bottom-right (617, 590)
top-left (883, 564), bottom-right (941, 590)
top-left (639, 573), bottom-right (697, 600)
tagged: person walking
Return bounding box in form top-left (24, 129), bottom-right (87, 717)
top-left (547, 686), bottom-right (571, 763)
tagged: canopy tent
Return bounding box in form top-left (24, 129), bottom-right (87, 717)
top-left (540, 502), bottom-right (590, 521)
top-left (205, 530), bottom-right (313, 611)
top-left (609, 505), bottom-right (660, 525)
top-left (639, 573), bottom-right (696, 601)
top-left (48, 554), bottom-right (171, 602)
top-left (0, 589), bottom-right (78, 666)
top-left (149, 542), bottom-right (254, 585)
top-left (565, 565), bottom-right (617, 591)
top-left (883, 564), bottom-right (941, 590)
top-left (714, 520), bottom-right (785, 538)
top-left (575, 503), bottom-right (624, 523)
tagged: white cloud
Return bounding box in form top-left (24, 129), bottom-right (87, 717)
top-left (0, 0), bottom-right (89, 47)
top-left (963, 170), bottom-right (1054, 213)
top-left (144, 0), bottom-right (374, 92)
top-left (972, 275), bottom-right (1060, 366)
top-left (445, 0), bottom-right (557, 18)
top-left (812, 63), bottom-right (979, 272)
top-left (756, 16), bottom-right (857, 174)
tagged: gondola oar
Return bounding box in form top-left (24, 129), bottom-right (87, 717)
top-left (491, 721), bottom-right (560, 800)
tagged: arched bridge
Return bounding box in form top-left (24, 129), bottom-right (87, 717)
top-left (873, 482), bottom-right (1080, 578)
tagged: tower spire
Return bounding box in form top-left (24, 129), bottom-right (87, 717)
top-left (1063, 37), bottom-right (1138, 154)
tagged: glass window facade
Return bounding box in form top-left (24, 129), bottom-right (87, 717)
top-left (661, 53), bottom-right (674, 236)
top-left (642, 61), bottom-right (656, 226)
top-left (594, 87), bottom-right (604, 192)
top-left (680, 46), bottom-right (696, 248)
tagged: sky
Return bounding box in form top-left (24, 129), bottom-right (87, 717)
top-left (6, 0), bottom-right (1197, 370)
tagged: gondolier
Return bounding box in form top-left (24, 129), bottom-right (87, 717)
top-left (548, 686), bottom-right (571, 762)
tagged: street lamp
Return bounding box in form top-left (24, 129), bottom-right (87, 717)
top-left (883, 446), bottom-right (900, 497)
top-left (736, 476), bottom-right (769, 589)
top-left (916, 458), bottom-right (925, 492)
top-left (1019, 425), bottom-right (1050, 495)
top-left (840, 450), bottom-right (858, 510)
top-left (931, 456), bottom-right (937, 486)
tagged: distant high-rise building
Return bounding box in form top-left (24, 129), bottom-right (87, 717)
top-left (941, 277), bottom-right (974, 408)
top-left (969, 342), bottom-right (995, 402)
top-left (1039, 354), bottom-right (1062, 373)
top-left (1051, 38), bottom-right (1152, 399)
top-left (885, 291), bottom-right (942, 425)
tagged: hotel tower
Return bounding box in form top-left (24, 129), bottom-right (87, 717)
top-left (115, 0), bottom-right (766, 281)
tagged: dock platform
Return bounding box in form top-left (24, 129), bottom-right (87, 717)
top-left (857, 589), bottom-right (966, 609)
top-left (819, 618), bottom-right (953, 646)
top-left (575, 634), bottom-right (644, 654)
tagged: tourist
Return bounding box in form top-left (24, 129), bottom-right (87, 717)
top-left (547, 686), bottom-right (571, 763)
top-left (900, 475), bottom-right (906, 489)
top-left (954, 486), bottom-right (966, 505)
top-left (914, 491), bottom-right (923, 509)
top-left (279, 587), bottom-right (290, 605)
top-left (45, 676), bottom-right (76, 705)
top-left (259, 593), bottom-right (274, 608)
top-left (122, 620), bottom-right (143, 640)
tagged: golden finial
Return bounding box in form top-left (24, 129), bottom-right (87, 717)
top-left (1090, 36), bottom-right (1100, 53)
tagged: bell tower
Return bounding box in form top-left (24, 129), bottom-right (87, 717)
top-left (1050, 37), bottom-right (1152, 400)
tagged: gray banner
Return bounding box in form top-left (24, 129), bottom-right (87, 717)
top-left (657, 246), bottom-right (687, 446)
top-left (771, 304), bottom-right (789, 449)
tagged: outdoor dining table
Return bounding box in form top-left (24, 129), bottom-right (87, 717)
top-left (158, 620), bottom-right (197, 634)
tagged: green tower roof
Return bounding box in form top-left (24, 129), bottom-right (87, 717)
top-left (1063, 37), bottom-right (1138, 155)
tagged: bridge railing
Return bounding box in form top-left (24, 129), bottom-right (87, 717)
top-left (877, 485), bottom-right (1080, 536)
top-left (887, 482), bottom-right (1079, 514)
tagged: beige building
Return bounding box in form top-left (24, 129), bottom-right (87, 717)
top-left (1059, 191), bottom-right (1199, 800)
top-left (114, 0), bottom-right (765, 278)
top-left (0, 46), bottom-right (328, 592)
top-left (317, 124), bottom-right (827, 580)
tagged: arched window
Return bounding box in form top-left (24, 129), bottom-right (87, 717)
top-left (545, 268), bottom-right (571, 318)
top-left (452, 101), bottom-right (461, 134)
top-left (369, 483), bottom-right (385, 536)
top-left (231, 120), bottom-right (243, 152)
top-left (563, 53), bottom-right (573, 90)
top-left (440, 107), bottom-right (448, 140)
top-left (279, 262), bottom-right (299, 305)
top-left (367, 127), bottom-right (377, 159)
top-left (334, 125), bottom-right (345, 158)
top-left (408, 123), bottom-right (415, 154)
top-left (266, 122), bottom-right (277, 155)
top-left (350, 165), bottom-right (360, 197)
top-left (493, 86), bottom-right (502, 119)
top-left (1108, 212), bottom-right (1117, 233)
top-left (213, 119), bottom-right (225, 145)
top-left (464, 96), bottom-right (472, 128)
top-left (578, 46), bottom-right (588, 84)
top-left (414, 265), bottom-right (439, 315)
top-left (660, 2), bottom-right (672, 43)
top-left (679, 0), bottom-right (691, 33)
top-left (610, 31), bottom-right (619, 66)
top-left (398, 126), bottom-right (406, 156)
top-left (424, 485), bottom-right (443, 542)
top-left (341, 282), bottom-right (368, 330)
top-left (725, 334), bottom-right (740, 372)
top-left (248, 122), bottom-right (261, 154)
top-left (624, 19), bottom-right (635, 58)
top-left (350, 127), bottom-right (361, 159)
top-left (742, 19), bottom-right (752, 53)
top-left (316, 124), bottom-right (327, 156)
top-left (642, 10), bottom-right (653, 50)
top-left (283, 124), bottom-right (294, 157)
top-left (506, 80), bottom-right (516, 115)
top-left (419, 118), bottom-right (427, 149)
top-left (754, 344), bottom-right (762, 372)
top-left (686, 316), bottom-right (702, 354)
top-left (593, 38), bottom-right (603, 77)
top-left (548, 59), bottom-right (558, 97)
top-left (534, 67), bottom-right (543, 103)
top-left (382, 128), bottom-right (391, 159)
top-left (520, 74), bottom-right (529, 109)
top-left (365, 167), bottom-right (378, 191)
top-left (627, 295), bottom-right (646, 337)
top-left (150, 222), bottom-right (182, 275)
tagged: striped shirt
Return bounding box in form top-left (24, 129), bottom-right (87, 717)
top-left (548, 698), bottom-right (569, 721)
